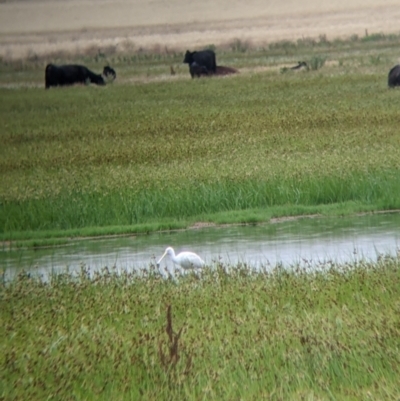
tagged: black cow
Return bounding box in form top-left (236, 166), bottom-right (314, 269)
top-left (388, 64), bottom-right (400, 88)
top-left (183, 50), bottom-right (217, 74)
top-left (45, 64), bottom-right (105, 89)
top-left (189, 62), bottom-right (209, 78)
top-left (103, 66), bottom-right (116, 80)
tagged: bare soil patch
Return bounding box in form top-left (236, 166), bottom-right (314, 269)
top-left (1, 0), bottom-right (399, 59)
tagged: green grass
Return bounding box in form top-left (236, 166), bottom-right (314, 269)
top-left (2, 258), bottom-right (400, 400)
top-left (1, 34), bottom-right (400, 243)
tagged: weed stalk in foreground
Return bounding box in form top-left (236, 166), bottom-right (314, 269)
top-left (158, 305), bottom-right (192, 379)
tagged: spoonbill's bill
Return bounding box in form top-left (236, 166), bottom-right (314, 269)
top-left (156, 247), bottom-right (205, 272)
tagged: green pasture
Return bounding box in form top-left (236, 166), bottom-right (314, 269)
top-left (1, 34), bottom-right (400, 244)
top-left (2, 258), bottom-right (400, 400)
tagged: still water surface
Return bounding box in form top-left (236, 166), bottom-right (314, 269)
top-left (2, 213), bottom-right (400, 280)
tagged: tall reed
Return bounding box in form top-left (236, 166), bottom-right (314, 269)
top-left (2, 171), bottom-right (400, 232)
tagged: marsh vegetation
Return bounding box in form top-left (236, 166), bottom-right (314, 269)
top-left (2, 258), bottom-right (400, 400)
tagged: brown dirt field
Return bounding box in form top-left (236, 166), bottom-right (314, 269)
top-left (1, 0), bottom-right (399, 59)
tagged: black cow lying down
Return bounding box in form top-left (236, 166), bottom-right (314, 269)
top-left (103, 66), bottom-right (116, 80)
top-left (388, 64), bottom-right (400, 88)
top-left (214, 66), bottom-right (238, 76)
top-left (45, 64), bottom-right (106, 89)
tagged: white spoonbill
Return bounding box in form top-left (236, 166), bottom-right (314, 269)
top-left (156, 247), bottom-right (205, 271)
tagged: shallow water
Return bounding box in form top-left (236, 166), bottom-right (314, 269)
top-left (1, 213), bottom-right (400, 280)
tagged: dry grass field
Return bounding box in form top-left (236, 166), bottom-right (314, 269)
top-left (1, 0), bottom-right (399, 60)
